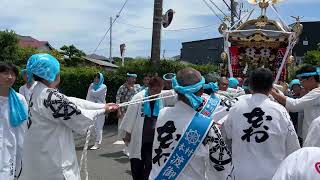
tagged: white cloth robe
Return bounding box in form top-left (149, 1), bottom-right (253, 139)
top-left (304, 116), bottom-right (320, 147)
top-left (20, 82), bottom-right (106, 180)
top-left (0, 94), bottom-right (27, 180)
top-left (285, 87), bottom-right (320, 140)
top-left (272, 147), bottom-right (320, 180)
top-left (18, 81), bottom-right (37, 103)
top-left (119, 89), bottom-right (177, 160)
top-left (149, 101), bottom-right (233, 180)
top-left (86, 83), bottom-right (107, 143)
top-left (222, 93), bottom-right (301, 180)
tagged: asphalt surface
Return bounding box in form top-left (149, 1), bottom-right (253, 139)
top-left (75, 125), bottom-right (132, 180)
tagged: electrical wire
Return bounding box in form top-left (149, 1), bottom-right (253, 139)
top-left (92, 0), bottom-right (130, 55)
top-left (201, 0), bottom-right (224, 22)
top-left (115, 20), bottom-right (216, 31)
top-left (207, 0), bottom-right (229, 18)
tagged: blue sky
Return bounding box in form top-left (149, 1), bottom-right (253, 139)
top-left (0, 0), bottom-right (319, 58)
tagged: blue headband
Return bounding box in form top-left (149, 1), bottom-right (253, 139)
top-left (172, 76), bottom-right (205, 110)
top-left (27, 53), bottom-right (60, 83)
top-left (203, 82), bottom-right (219, 92)
top-left (228, 77), bottom-right (239, 88)
top-left (289, 79), bottom-right (301, 90)
top-left (127, 73), bottom-right (137, 78)
top-left (296, 67), bottom-right (320, 78)
top-left (93, 73), bottom-right (104, 91)
top-left (163, 73), bottom-right (175, 81)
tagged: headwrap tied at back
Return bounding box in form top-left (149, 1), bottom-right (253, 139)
top-left (93, 73), bottom-right (104, 91)
top-left (27, 53), bottom-right (60, 83)
top-left (203, 82), bottom-right (219, 93)
top-left (172, 76), bottom-right (205, 110)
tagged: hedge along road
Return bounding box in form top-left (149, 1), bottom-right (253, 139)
top-left (75, 125), bottom-right (131, 180)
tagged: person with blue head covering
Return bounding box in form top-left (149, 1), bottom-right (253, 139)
top-left (86, 73), bottom-right (107, 150)
top-left (271, 64), bottom-right (320, 142)
top-left (0, 62), bottom-right (28, 180)
top-left (119, 76), bottom-right (175, 180)
top-left (19, 68), bottom-right (37, 103)
top-left (20, 53), bottom-right (118, 180)
top-left (228, 77), bottom-right (239, 89)
top-left (149, 68), bottom-right (232, 180)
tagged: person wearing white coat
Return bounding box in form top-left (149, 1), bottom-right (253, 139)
top-left (20, 54), bottom-right (118, 180)
top-left (272, 147), bottom-right (320, 180)
top-left (86, 72), bottom-right (107, 150)
top-left (222, 68), bottom-right (301, 180)
top-left (271, 65), bottom-right (320, 141)
top-left (120, 76), bottom-right (176, 180)
top-left (0, 62), bottom-right (28, 180)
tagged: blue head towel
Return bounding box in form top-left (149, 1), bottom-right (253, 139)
top-left (127, 73), bottom-right (137, 78)
top-left (163, 73), bottom-right (175, 81)
top-left (296, 67), bottom-right (320, 78)
top-left (93, 73), bottom-right (104, 91)
top-left (228, 77), bottom-right (239, 88)
top-left (143, 89), bottom-right (162, 117)
top-left (27, 54), bottom-right (60, 83)
top-left (8, 88), bottom-right (28, 127)
top-left (172, 76), bottom-right (205, 110)
top-left (203, 82), bottom-right (219, 93)
top-left (289, 79), bottom-right (301, 90)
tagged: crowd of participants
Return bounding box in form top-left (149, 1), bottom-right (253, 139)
top-left (0, 53), bottom-right (320, 180)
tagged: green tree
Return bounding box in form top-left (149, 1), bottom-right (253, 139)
top-left (16, 46), bottom-right (39, 66)
top-left (60, 45), bottom-right (86, 66)
top-left (304, 50), bottom-right (320, 66)
top-left (0, 30), bottom-right (19, 63)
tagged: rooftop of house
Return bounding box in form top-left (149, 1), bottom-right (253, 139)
top-left (84, 56), bottom-right (119, 68)
top-left (17, 34), bottom-right (54, 50)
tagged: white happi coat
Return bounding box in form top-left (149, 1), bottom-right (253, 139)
top-left (149, 100), bottom-right (233, 180)
top-left (86, 83), bottom-right (107, 125)
top-left (285, 87), bottom-right (320, 140)
top-left (222, 93), bottom-right (301, 180)
top-left (0, 94), bottom-right (27, 180)
top-left (304, 116), bottom-right (320, 147)
top-left (20, 82), bottom-right (106, 180)
top-left (119, 89), bottom-right (177, 160)
top-left (19, 82), bottom-right (37, 102)
top-left (272, 147), bottom-right (320, 180)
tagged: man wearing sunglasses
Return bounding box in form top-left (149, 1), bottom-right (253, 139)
top-left (271, 65), bottom-right (320, 142)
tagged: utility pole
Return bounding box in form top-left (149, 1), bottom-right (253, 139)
top-left (150, 0), bottom-right (163, 68)
top-left (230, 0), bottom-right (237, 26)
top-left (109, 16), bottom-right (113, 62)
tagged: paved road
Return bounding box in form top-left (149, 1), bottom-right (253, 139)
top-left (75, 125), bottom-right (132, 180)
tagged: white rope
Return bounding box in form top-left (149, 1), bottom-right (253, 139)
top-left (79, 124), bottom-right (94, 180)
top-left (274, 33), bottom-right (295, 83)
top-left (119, 94), bottom-right (177, 107)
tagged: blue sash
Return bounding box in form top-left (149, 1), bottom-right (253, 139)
top-left (155, 95), bottom-right (220, 180)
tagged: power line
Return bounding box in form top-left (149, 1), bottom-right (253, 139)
top-left (115, 20), bottom-right (216, 31)
top-left (207, 0), bottom-right (229, 18)
top-left (92, 0), bottom-right (130, 55)
top-left (201, 0), bottom-right (224, 22)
